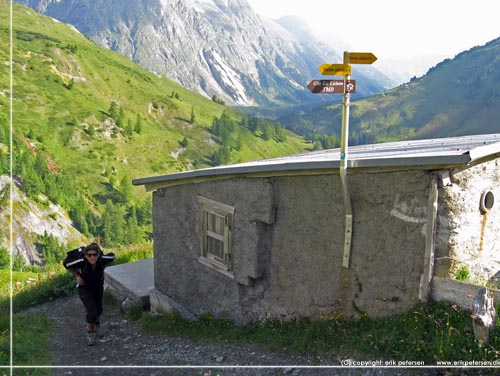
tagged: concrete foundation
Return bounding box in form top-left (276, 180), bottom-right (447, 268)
top-left (104, 258), bottom-right (154, 308)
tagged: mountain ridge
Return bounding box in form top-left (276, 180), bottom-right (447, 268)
top-left (15, 0), bottom-right (393, 106)
top-left (2, 2), bottom-right (310, 262)
top-left (278, 37), bottom-right (500, 143)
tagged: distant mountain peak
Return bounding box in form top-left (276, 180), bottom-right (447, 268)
top-left (16, 0), bottom-right (390, 105)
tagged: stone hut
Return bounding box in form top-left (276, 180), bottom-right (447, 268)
top-left (133, 134), bottom-right (500, 323)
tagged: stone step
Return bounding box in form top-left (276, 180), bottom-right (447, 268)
top-left (104, 258), bottom-right (154, 308)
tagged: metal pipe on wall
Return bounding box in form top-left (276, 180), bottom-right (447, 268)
top-left (420, 173), bottom-right (439, 301)
top-left (341, 51), bottom-right (353, 269)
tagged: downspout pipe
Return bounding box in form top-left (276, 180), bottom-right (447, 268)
top-left (419, 172), bottom-right (439, 301)
top-left (341, 52), bottom-right (353, 269)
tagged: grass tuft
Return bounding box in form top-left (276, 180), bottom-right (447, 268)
top-left (136, 301), bottom-right (500, 364)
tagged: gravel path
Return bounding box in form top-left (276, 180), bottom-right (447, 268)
top-left (25, 295), bottom-right (453, 376)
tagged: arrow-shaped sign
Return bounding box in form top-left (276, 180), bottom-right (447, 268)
top-left (318, 63), bottom-right (352, 76)
top-left (307, 80), bottom-right (356, 94)
top-left (311, 50), bottom-right (377, 270)
top-left (347, 52), bottom-right (377, 64)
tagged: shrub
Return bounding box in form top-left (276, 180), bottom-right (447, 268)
top-left (456, 266), bottom-right (470, 281)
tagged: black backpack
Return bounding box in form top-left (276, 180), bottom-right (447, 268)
top-left (66, 246), bottom-right (86, 260)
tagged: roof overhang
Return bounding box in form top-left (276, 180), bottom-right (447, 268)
top-left (133, 134), bottom-right (500, 192)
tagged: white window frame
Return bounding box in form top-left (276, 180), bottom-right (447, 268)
top-left (197, 196), bottom-right (234, 278)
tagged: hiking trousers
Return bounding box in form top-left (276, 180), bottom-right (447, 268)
top-left (78, 286), bottom-right (103, 324)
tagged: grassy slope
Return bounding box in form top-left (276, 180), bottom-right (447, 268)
top-left (279, 37), bottom-right (500, 142)
top-left (1, 2), bottom-right (308, 203)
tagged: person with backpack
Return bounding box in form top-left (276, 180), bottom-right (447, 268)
top-left (63, 242), bottom-right (115, 346)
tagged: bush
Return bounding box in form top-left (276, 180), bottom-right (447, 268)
top-left (0, 247), bottom-right (8, 269)
top-left (456, 266), bottom-right (470, 281)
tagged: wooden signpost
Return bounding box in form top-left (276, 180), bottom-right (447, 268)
top-left (307, 79), bottom-right (356, 94)
top-left (318, 63), bottom-right (352, 76)
top-left (309, 51), bottom-right (377, 269)
top-left (347, 52), bottom-right (377, 64)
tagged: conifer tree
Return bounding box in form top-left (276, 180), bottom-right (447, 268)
top-left (116, 107), bottom-right (125, 128)
top-left (262, 124), bottom-right (272, 140)
top-left (126, 206), bottom-right (142, 244)
top-left (190, 106), bottom-right (195, 124)
top-left (0, 150), bottom-right (8, 174)
top-left (108, 101), bottom-right (118, 119)
top-left (134, 113), bottom-right (143, 134)
top-left (125, 119), bottom-right (134, 136)
top-left (0, 247), bottom-right (9, 270)
top-left (120, 175), bottom-right (133, 204)
top-left (101, 200), bottom-right (126, 246)
top-left (87, 124), bottom-right (95, 136)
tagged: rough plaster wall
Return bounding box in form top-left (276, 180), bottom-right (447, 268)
top-left (262, 171), bottom-right (430, 319)
top-left (349, 171), bottom-right (430, 316)
top-left (259, 175), bottom-right (344, 319)
top-left (152, 170), bottom-right (432, 322)
top-left (434, 158), bottom-right (500, 283)
top-left (152, 178), bottom-right (276, 322)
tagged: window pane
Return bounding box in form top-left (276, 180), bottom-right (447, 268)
top-left (207, 236), bottom-right (224, 260)
top-left (208, 212), bottom-right (224, 235)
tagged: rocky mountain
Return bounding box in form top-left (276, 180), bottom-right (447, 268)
top-left (0, 176), bottom-right (86, 265)
top-left (15, 0), bottom-right (393, 106)
top-left (2, 2), bottom-right (310, 263)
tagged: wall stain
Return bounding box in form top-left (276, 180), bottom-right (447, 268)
top-left (478, 212), bottom-right (488, 254)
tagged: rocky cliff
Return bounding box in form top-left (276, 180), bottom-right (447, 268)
top-left (0, 176), bottom-right (86, 266)
top-left (16, 0), bottom-right (392, 106)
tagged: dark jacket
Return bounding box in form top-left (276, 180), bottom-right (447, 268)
top-left (63, 247), bottom-right (115, 291)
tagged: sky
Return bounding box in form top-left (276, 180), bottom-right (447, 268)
top-left (246, 0), bottom-right (500, 60)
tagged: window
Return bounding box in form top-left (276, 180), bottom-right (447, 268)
top-left (198, 196), bottom-right (234, 276)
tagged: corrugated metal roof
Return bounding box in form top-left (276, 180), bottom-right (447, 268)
top-left (133, 133), bottom-right (500, 189)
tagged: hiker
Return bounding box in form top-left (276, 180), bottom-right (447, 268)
top-left (63, 242), bottom-right (115, 346)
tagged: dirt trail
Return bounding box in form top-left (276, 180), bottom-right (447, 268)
top-left (25, 295), bottom-right (445, 376)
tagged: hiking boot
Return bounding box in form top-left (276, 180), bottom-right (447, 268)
top-left (95, 322), bottom-right (103, 338)
top-left (87, 331), bottom-right (96, 346)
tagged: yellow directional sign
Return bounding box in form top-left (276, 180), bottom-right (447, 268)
top-left (318, 63), bottom-right (352, 76)
top-left (346, 52), bottom-right (377, 64)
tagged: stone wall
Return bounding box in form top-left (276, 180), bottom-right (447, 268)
top-left (152, 168), bottom-right (434, 322)
top-left (434, 158), bottom-right (500, 284)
